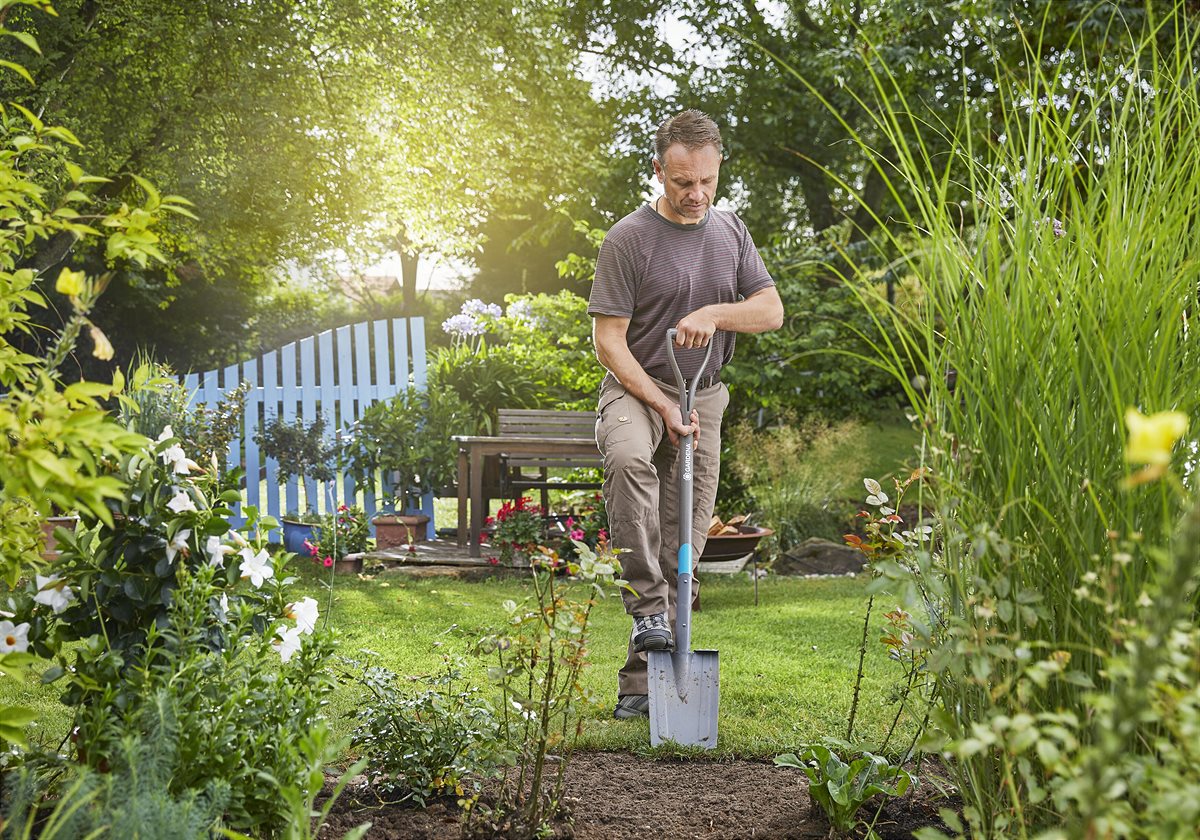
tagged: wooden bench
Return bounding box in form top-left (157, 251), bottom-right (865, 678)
top-left (497, 409), bottom-right (603, 510)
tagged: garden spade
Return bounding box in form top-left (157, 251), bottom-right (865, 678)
top-left (648, 328), bottom-right (719, 749)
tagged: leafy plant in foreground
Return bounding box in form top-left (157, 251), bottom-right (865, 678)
top-left (775, 744), bottom-right (913, 837)
top-left (465, 539), bottom-right (629, 839)
top-left (344, 654), bottom-right (509, 806)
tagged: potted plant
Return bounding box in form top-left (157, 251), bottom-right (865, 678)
top-left (255, 415), bottom-right (336, 552)
top-left (351, 388), bottom-right (471, 547)
top-left (303, 504), bottom-right (371, 575)
top-left (486, 495), bottom-right (545, 566)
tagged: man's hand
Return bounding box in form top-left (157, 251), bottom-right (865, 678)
top-left (673, 309), bottom-right (718, 349)
top-left (660, 406), bottom-right (700, 447)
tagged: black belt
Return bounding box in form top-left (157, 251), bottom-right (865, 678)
top-left (694, 372), bottom-right (722, 390)
top-left (651, 371), bottom-right (721, 390)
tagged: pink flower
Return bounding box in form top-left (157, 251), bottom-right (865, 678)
top-left (598, 529), bottom-right (607, 540)
top-left (566, 517), bottom-right (575, 528)
top-left (570, 529), bottom-right (585, 541)
top-left (338, 504), bottom-right (349, 512)
top-left (323, 556), bottom-right (334, 568)
top-left (303, 539), bottom-right (318, 557)
top-left (488, 556), bottom-right (500, 566)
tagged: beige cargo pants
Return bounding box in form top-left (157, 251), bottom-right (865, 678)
top-left (594, 372), bottom-right (729, 696)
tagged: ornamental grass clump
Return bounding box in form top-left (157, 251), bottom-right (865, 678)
top-left (768, 5), bottom-right (1200, 835)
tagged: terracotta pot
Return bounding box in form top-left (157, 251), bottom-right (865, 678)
top-left (373, 513), bottom-right (430, 548)
top-left (40, 516), bottom-right (79, 561)
top-left (334, 555), bottom-right (364, 576)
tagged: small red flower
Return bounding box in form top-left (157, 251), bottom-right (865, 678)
top-left (323, 556), bottom-right (334, 568)
top-left (488, 556), bottom-right (500, 566)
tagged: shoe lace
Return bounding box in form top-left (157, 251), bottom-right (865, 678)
top-left (635, 613), bottom-right (670, 633)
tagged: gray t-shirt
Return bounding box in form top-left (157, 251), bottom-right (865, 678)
top-left (588, 203), bottom-right (775, 383)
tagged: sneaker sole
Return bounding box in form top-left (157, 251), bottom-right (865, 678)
top-left (632, 633), bottom-right (672, 653)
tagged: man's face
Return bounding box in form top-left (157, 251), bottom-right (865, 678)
top-left (653, 143), bottom-right (721, 224)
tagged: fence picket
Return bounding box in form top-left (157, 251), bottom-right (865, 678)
top-left (182, 318), bottom-right (430, 542)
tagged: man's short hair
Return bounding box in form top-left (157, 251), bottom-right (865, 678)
top-left (654, 109), bottom-right (723, 162)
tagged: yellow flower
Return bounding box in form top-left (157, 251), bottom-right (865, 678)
top-left (88, 323), bottom-right (114, 360)
top-left (1124, 407), bottom-right (1188, 465)
top-left (55, 267), bottom-right (86, 297)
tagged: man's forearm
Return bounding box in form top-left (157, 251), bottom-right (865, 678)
top-left (703, 287), bottom-right (784, 333)
top-left (596, 336), bottom-right (676, 418)
top-left (672, 287), bottom-right (784, 348)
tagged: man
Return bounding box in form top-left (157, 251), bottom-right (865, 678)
top-left (588, 109), bottom-right (784, 720)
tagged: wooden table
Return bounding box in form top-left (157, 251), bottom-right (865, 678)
top-left (453, 435), bottom-right (601, 557)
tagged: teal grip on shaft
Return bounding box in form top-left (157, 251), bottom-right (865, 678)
top-left (678, 543), bottom-right (691, 575)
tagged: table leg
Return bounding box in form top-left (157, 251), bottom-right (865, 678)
top-left (457, 446), bottom-right (468, 549)
top-left (469, 446), bottom-right (484, 558)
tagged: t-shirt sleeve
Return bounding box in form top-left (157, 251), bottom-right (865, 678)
top-left (735, 221), bottom-right (775, 299)
top-left (588, 235), bottom-right (636, 318)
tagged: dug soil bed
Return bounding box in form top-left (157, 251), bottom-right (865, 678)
top-left (322, 752), bottom-right (953, 839)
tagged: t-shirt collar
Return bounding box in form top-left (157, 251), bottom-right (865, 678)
top-left (644, 201), bottom-right (710, 231)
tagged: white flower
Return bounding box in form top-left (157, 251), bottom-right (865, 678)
top-left (230, 531), bottom-right (249, 549)
top-left (166, 529), bottom-right (192, 563)
top-left (161, 443), bottom-right (202, 475)
top-left (238, 547), bottom-right (274, 588)
top-left (205, 535), bottom-right (235, 569)
top-left (219, 593), bottom-right (229, 617)
top-left (156, 425), bottom-right (174, 444)
top-left (272, 624), bottom-right (303, 663)
top-left (166, 490), bottom-right (197, 514)
top-left (286, 596), bottom-right (319, 635)
top-left (0, 620), bottom-right (30, 654)
top-left (33, 574), bottom-right (76, 614)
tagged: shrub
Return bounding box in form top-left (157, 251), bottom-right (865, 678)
top-left (467, 540), bottom-right (628, 838)
top-left (726, 414), bottom-right (866, 556)
top-left (351, 386), bottom-right (473, 511)
top-left (787, 9), bottom-right (1200, 835)
top-left (9, 430), bottom-right (338, 833)
top-left (345, 655), bottom-right (509, 806)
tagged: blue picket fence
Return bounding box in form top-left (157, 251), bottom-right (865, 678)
top-left (183, 317), bottom-right (434, 539)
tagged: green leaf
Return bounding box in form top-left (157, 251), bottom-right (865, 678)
top-left (0, 58), bottom-right (33, 84)
top-left (6, 29), bottom-right (40, 55)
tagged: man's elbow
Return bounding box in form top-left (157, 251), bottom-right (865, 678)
top-left (764, 303), bottom-right (784, 331)
top-left (757, 295), bottom-right (785, 332)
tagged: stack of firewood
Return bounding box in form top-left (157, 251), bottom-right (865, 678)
top-left (706, 514), bottom-right (747, 536)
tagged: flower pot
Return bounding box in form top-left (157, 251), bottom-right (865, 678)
top-left (334, 554), bottom-right (364, 575)
top-left (373, 513), bottom-right (430, 549)
top-left (41, 516), bottom-right (79, 561)
top-left (282, 519), bottom-right (320, 555)
top-left (699, 525), bottom-right (774, 566)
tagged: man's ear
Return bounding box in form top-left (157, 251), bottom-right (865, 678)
top-left (652, 157), bottom-right (664, 182)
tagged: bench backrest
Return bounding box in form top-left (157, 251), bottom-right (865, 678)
top-left (497, 409), bottom-right (595, 439)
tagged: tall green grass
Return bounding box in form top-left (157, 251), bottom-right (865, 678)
top-left (767, 5), bottom-right (1200, 834)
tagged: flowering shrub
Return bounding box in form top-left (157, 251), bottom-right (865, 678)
top-left (485, 496), bottom-right (545, 564)
top-left (7, 429), bottom-right (338, 832)
top-left (305, 504), bottom-right (370, 566)
top-left (553, 491), bottom-right (608, 559)
top-left (442, 298), bottom-right (503, 346)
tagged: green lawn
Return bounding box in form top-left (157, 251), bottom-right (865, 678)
top-left (4, 567), bottom-right (920, 760)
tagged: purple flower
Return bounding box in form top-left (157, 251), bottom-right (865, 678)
top-left (442, 313), bottom-right (484, 337)
top-left (462, 299), bottom-right (502, 319)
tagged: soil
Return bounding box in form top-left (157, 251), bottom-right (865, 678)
top-left (321, 752), bottom-right (954, 840)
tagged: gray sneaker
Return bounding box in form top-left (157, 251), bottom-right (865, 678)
top-left (631, 612), bottom-right (672, 653)
top-left (613, 694), bottom-right (649, 719)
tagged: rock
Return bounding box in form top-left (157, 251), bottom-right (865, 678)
top-left (775, 537), bottom-right (866, 576)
